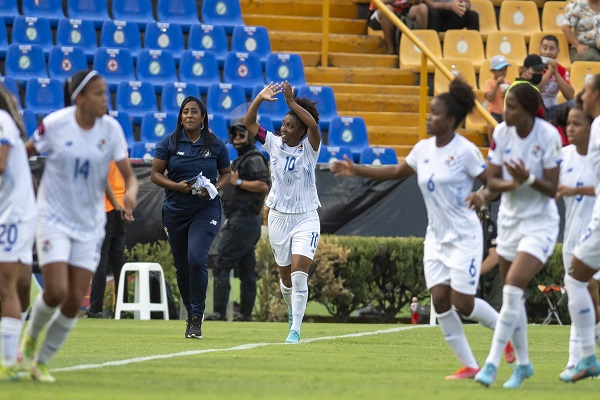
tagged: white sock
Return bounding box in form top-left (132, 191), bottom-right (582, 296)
top-left (1, 317), bottom-right (23, 368)
top-left (280, 279), bottom-right (292, 311)
top-left (437, 309), bottom-right (478, 369)
top-left (567, 323), bottom-right (580, 368)
top-left (595, 322), bottom-right (600, 350)
top-left (27, 293), bottom-right (57, 340)
top-left (565, 274), bottom-right (596, 358)
top-left (36, 312), bottom-right (77, 365)
top-left (511, 300), bottom-right (529, 365)
top-left (466, 298), bottom-right (498, 330)
top-left (485, 285), bottom-right (523, 368)
top-left (290, 271), bottom-right (308, 332)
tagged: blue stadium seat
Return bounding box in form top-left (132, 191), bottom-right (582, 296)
top-left (0, 17), bottom-right (7, 58)
top-left (130, 141), bottom-right (156, 162)
top-left (251, 84), bottom-right (288, 129)
top-left (156, 0), bottom-right (198, 32)
top-left (12, 16), bottom-right (53, 57)
top-left (67, 0), bottom-right (110, 28)
top-left (265, 53), bottom-right (306, 87)
top-left (144, 22), bottom-right (185, 63)
top-left (93, 47), bottom-right (136, 92)
top-left (226, 143), bottom-right (238, 161)
top-left (25, 78), bottom-right (65, 117)
top-left (206, 83), bottom-right (246, 125)
top-left (231, 26), bottom-right (271, 65)
top-left (179, 50), bottom-right (221, 95)
top-left (140, 111), bottom-right (177, 142)
top-left (317, 145), bottom-right (353, 164)
top-left (296, 85), bottom-right (338, 131)
top-left (6, 44), bottom-right (48, 86)
top-left (111, 0), bottom-right (154, 30)
top-left (48, 46), bottom-right (88, 83)
top-left (201, 0), bottom-right (244, 34)
top-left (19, 108), bottom-right (38, 137)
top-left (327, 116), bottom-right (369, 162)
top-left (188, 24), bottom-right (228, 67)
top-left (0, 0), bottom-right (18, 24)
top-left (106, 86), bottom-right (113, 111)
top-left (161, 82), bottom-right (200, 113)
top-left (115, 81), bottom-right (157, 124)
top-left (208, 113), bottom-right (228, 143)
top-left (135, 49), bottom-right (178, 94)
top-left (56, 18), bottom-right (98, 62)
top-left (0, 77), bottom-right (20, 107)
top-left (257, 114), bottom-right (274, 134)
top-left (359, 147), bottom-right (398, 165)
top-left (109, 110), bottom-right (135, 147)
top-left (22, 0), bottom-right (64, 27)
top-left (223, 52), bottom-right (265, 95)
top-left (100, 20), bottom-right (142, 59)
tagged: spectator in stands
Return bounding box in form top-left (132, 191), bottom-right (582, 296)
top-left (0, 84), bottom-right (36, 381)
top-left (331, 78), bottom-right (515, 380)
top-left (538, 34), bottom-right (575, 121)
top-left (512, 55), bottom-right (548, 120)
top-left (151, 96), bottom-right (231, 339)
top-left (21, 70), bottom-right (139, 383)
top-left (425, 0), bottom-right (479, 32)
top-left (484, 55), bottom-right (511, 145)
top-left (562, 0), bottom-right (600, 62)
top-left (367, 0), bottom-right (428, 55)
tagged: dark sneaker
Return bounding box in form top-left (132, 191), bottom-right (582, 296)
top-left (84, 309), bottom-right (103, 319)
top-left (187, 315), bottom-right (202, 339)
top-left (184, 318), bottom-right (191, 338)
top-left (204, 312), bottom-right (226, 321)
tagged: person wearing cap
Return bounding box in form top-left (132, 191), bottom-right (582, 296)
top-left (518, 54), bottom-right (546, 87)
top-left (205, 118), bottom-right (270, 322)
top-left (21, 70), bottom-right (139, 383)
top-left (484, 55), bottom-right (511, 145)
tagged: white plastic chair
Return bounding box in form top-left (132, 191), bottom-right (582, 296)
top-left (115, 262), bottom-right (170, 320)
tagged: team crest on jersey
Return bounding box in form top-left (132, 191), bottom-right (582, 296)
top-left (97, 138), bottom-right (107, 152)
top-left (445, 155), bottom-right (456, 167)
top-left (42, 240), bottom-right (51, 253)
top-left (531, 145), bottom-right (542, 159)
top-left (297, 144), bottom-right (304, 154)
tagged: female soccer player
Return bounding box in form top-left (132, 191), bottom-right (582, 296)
top-left (0, 84), bottom-right (36, 381)
top-left (20, 70), bottom-right (139, 383)
top-left (474, 82), bottom-right (563, 388)
top-left (244, 81), bottom-right (321, 343)
top-left (331, 78), bottom-right (513, 379)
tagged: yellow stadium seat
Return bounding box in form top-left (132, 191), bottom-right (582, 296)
top-left (434, 58), bottom-right (478, 95)
top-left (442, 29), bottom-right (485, 72)
top-left (499, 1), bottom-right (541, 42)
top-left (470, 0), bottom-right (498, 41)
top-left (529, 30), bottom-right (571, 70)
top-left (570, 61), bottom-right (600, 94)
top-left (542, 1), bottom-right (567, 32)
top-left (399, 29), bottom-right (442, 72)
top-left (478, 58), bottom-right (520, 89)
top-left (486, 31), bottom-right (528, 65)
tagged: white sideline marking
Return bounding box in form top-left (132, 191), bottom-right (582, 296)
top-left (52, 325), bottom-right (428, 373)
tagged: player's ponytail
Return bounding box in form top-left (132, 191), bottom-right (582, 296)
top-left (436, 78), bottom-right (476, 130)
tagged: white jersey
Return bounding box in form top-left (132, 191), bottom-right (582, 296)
top-left (560, 145), bottom-right (596, 254)
top-left (588, 116), bottom-right (600, 195)
top-left (263, 130), bottom-right (321, 213)
top-left (488, 118), bottom-right (562, 220)
top-left (0, 110), bottom-right (36, 224)
top-left (405, 134), bottom-right (486, 244)
top-left (33, 107), bottom-right (128, 239)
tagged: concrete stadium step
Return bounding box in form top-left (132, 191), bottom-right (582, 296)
top-left (270, 31), bottom-right (386, 54)
top-left (295, 51), bottom-right (397, 68)
top-left (240, 0), bottom-right (358, 19)
top-left (304, 67), bottom-right (413, 85)
top-left (368, 126), bottom-right (486, 147)
top-left (338, 111), bottom-right (419, 126)
top-left (243, 14), bottom-right (366, 35)
top-left (309, 83), bottom-right (420, 95)
top-left (335, 93), bottom-right (422, 113)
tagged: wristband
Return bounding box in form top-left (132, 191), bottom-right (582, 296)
top-left (523, 173), bottom-right (535, 186)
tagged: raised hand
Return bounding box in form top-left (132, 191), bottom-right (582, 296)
top-left (330, 155), bottom-right (357, 177)
top-left (258, 82), bottom-right (282, 102)
top-left (281, 81), bottom-right (295, 105)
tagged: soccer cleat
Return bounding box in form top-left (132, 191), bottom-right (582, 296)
top-left (187, 315), bottom-right (202, 339)
top-left (503, 363), bottom-right (533, 388)
top-left (474, 362), bottom-right (497, 387)
top-left (445, 366), bottom-right (480, 380)
top-left (504, 341), bottom-right (516, 364)
top-left (559, 366), bottom-right (574, 381)
top-left (561, 354), bottom-right (600, 382)
top-left (287, 308), bottom-right (293, 329)
top-left (0, 366), bottom-right (19, 382)
top-left (285, 330), bottom-right (300, 344)
top-left (17, 333), bottom-right (37, 371)
top-left (31, 362), bottom-right (55, 383)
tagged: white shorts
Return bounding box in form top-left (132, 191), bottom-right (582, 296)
top-left (36, 224), bottom-right (104, 272)
top-left (423, 235), bottom-right (483, 296)
top-left (563, 250), bottom-right (600, 280)
top-left (268, 209), bottom-right (320, 267)
top-left (496, 214), bottom-right (559, 264)
top-left (0, 217), bottom-right (36, 265)
top-left (574, 213), bottom-right (600, 274)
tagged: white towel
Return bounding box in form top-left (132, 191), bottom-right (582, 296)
top-left (191, 172), bottom-right (218, 199)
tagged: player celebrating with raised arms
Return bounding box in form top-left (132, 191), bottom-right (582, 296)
top-left (20, 70), bottom-right (139, 383)
top-left (331, 78), bottom-right (515, 380)
top-left (244, 81), bottom-right (321, 344)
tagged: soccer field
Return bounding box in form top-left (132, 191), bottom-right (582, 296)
top-left (4, 321), bottom-right (600, 400)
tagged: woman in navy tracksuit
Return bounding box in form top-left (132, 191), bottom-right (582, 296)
top-left (151, 96), bottom-right (231, 339)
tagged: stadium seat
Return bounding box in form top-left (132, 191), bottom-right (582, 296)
top-left (156, 0), bottom-right (198, 32)
top-left (265, 53), bottom-right (306, 87)
top-left (93, 47), bottom-right (136, 92)
top-left (296, 85), bottom-right (338, 131)
top-left (327, 116), bottom-right (369, 162)
top-left (144, 22), bottom-right (185, 63)
top-left (136, 49), bottom-right (178, 94)
top-left (498, 0), bottom-right (541, 42)
top-left (257, 114), bottom-right (275, 135)
top-left (188, 24), bottom-right (228, 67)
top-left (226, 143), bottom-right (238, 161)
top-left (231, 26), bottom-right (271, 65)
top-left (206, 83), bottom-right (246, 125)
top-left (570, 61), bottom-right (600, 94)
top-left (12, 16), bottom-right (53, 56)
top-left (359, 147), bottom-right (398, 165)
top-left (100, 20), bottom-right (142, 59)
top-left (208, 113), bottom-right (228, 142)
top-left (542, 1), bottom-right (567, 32)
top-left (109, 110), bottom-right (135, 148)
top-left (115, 81), bottom-right (157, 124)
top-left (251, 84), bottom-right (288, 129)
top-left (0, 0), bottom-right (18, 24)
top-left (161, 82), bottom-right (201, 113)
top-left (56, 18), bottom-right (98, 62)
top-left (442, 30), bottom-right (485, 72)
top-left (67, 0), bottom-right (110, 28)
top-left (179, 51), bottom-right (221, 95)
top-left (529, 31), bottom-right (571, 70)
top-left (22, 0), bottom-right (64, 27)
top-left (111, 0), bottom-right (154, 30)
top-left (25, 78), bottom-right (65, 117)
top-left (48, 46), bottom-right (88, 82)
top-left (140, 111), bottom-right (177, 142)
top-left (106, 86), bottom-right (113, 111)
top-left (470, 0), bottom-right (497, 41)
top-left (130, 141), bottom-right (157, 161)
top-left (434, 59), bottom-right (478, 95)
top-left (0, 17), bottom-right (7, 58)
top-left (399, 29), bottom-right (442, 72)
top-left (485, 31), bottom-right (527, 65)
top-left (223, 52), bottom-right (265, 95)
top-left (478, 59), bottom-right (519, 90)
top-left (201, 0), bottom-right (244, 34)
top-left (317, 145), bottom-right (353, 164)
top-left (19, 108), bottom-right (37, 137)
top-left (0, 76), bottom-right (21, 106)
top-left (5, 44), bottom-right (48, 85)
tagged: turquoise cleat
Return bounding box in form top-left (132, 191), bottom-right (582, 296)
top-left (561, 355), bottom-right (600, 382)
top-left (474, 363), bottom-right (497, 387)
top-left (503, 364), bottom-right (534, 388)
top-left (285, 330), bottom-right (300, 344)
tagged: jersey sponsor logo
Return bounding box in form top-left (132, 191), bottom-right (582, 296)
top-left (424, 159), bottom-right (429, 163)
top-left (177, 151), bottom-right (185, 156)
top-left (210, 220), bottom-right (217, 225)
top-left (566, 167), bottom-right (573, 173)
top-left (504, 148), bottom-right (511, 155)
top-left (65, 141), bottom-right (73, 147)
top-left (200, 148), bottom-right (212, 158)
